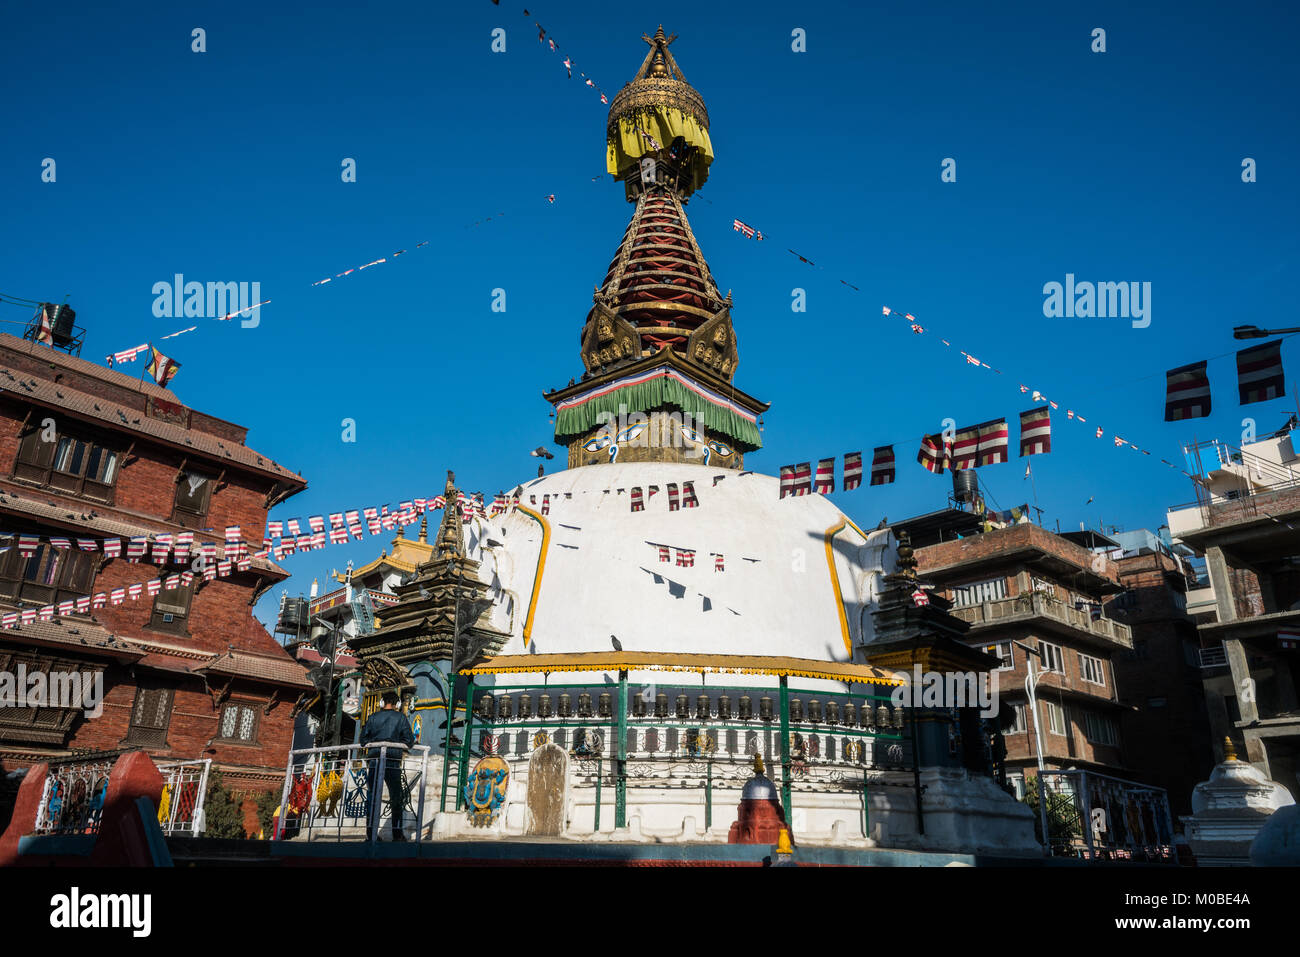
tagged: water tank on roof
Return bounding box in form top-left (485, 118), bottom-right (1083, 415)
top-left (952, 469), bottom-right (979, 505)
top-left (276, 594), bottom-right (309, 634)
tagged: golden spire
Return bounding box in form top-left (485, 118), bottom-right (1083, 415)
top-left (1224, 735), bottom-right (1238, 761)
top-left (418, 515), bottom-right (428, 544)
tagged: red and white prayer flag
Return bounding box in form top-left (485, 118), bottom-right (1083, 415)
top-left (917, 434), bottom-right (951, 474)
top-left (714, 553), bottom-right (725, 572)
top-left (287, 519), bottom-right (301, 537)
top-left (976, 418), bottom-right (1010, 467)
top-left (791, 462), bottom-right (812, 496)
top-left (127, 583), bottom-right (142, 600)
top-left (1, 612), bottom-right (16, 629)
top-left (75, 596), bottom-right (91, 613)
top-left (1095, 426), bottom-right (1104, 438)
top-left (1114, 435), bottom-right (1127, 447)
top-left (667, 483), bottom-right (680, 511)
top-left (217, 559), bottom-right (232, 578)
top-left (871, 446), bottom-right (896, 485)
top-left (127, 537), bottom-right (148, 561)
top-left (267, 520), bottom-right (283, 539)
top-left (630, 487), bottom-right (644, 512)
top-left (911, 588), bottom-right (930, 607)
top-left (76, 538), bottom-right (98, 551)
top-left (146, 579), bottom-right (161, 597)
top-left (658, 545), bottom-right (670, 563)
top-left (1019, 407), bottom-right (1052, 457)
top-left (1165, 361), bottom-right (1212, 421)
top-left (329, 512), bottom-right (345, 529)
top-left (1237, 340), bottom-right (1285, 405)
top-left (779, 465), bottom-right (795, 499)
top-left (21, 607), bottom-right (37, 624)
top-left (174, 532), bottom-right (193, 563)
top-left (38, 605), bottom-right (55, 621)
top-left (345, 510), bottom-right (360, 526)
top-left (152, 533), bottom-right (173, 563)
top-left (843, 451), bottom-right (863, 490)
top-left (681, 482), bottom-right (699, 508)
top-left (57, 600), bottom-right (74, 617)
top-left (48, 536), bottom-right (72, 550)
top-left (951, 424), bottom-right (981, 471)
top-left (814, 458), bottom-right (835, 494)
top-left (676, 548), bottom-right (695, 567)
top-left (307, 516), bottom-right (324, 534)
top-left (102, 538), bottom-right (122, 559)
top-left (18, 535), bottom-right (39, 554)
top-left (329, 527), bottom-right (348, 545)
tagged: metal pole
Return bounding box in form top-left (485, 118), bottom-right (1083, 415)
top-left (778, 676), bottom-right (792, 817)
top-left (439, 671), bottom-right (455, 813)
top-left (1026, 662), bottom-right (1050, 856)
top-left (1080, 770), bottom-right (1096, 861)
top-left (274, 751), bottom-right (295, 841)
top-left (909, 703), bottom-right (924, 835)
top-left (594, 753), bottom-right (602, 833)
top-left (615, 670), bottom-right (628, 828)
top-left (456, 677), bottom-right (476, 811)
top-left (370, 746), bottom-right (387, 842)
top-left (417, 748), bottom-right (428, 843)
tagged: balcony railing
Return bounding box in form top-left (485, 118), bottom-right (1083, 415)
top-left (951, 593), bottom-right (1133, 647)
top-left (1198, 645), bottom-right (1228, 669)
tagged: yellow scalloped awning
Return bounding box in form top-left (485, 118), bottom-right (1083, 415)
top-left (462, 650), bottom-right (901, 686)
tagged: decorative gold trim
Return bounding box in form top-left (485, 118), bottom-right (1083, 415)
top-left (462, 651), bottom-right (901, 686)
top-left (824, 519), bottom-right (853, 656)
top-left (515, 505), bottom-right (550, 646)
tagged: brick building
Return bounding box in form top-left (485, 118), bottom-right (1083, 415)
top-left (894, 510), bottom-right (1133, 796)
top-left (1167, 425), bottom-right (1300, 796)
top-left (0, 332), bottom-right (310, 815)
top-left (1104, 529), bottom-right (1215, 817)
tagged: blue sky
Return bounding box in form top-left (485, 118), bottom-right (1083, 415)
top-left (4, 1), bottom-right (1298, 628)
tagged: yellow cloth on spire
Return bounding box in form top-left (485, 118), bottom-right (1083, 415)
top-left (606, 108), bottom-right (714, 189)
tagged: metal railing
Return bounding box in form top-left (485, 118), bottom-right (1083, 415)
top-left (274, 742), bottom-right (431, 843)
top-left (951, 593), bottom-right (1132, 646)
top-left (33, 759), bottom-right (114, 836)
top-left (156, 759), bottom-right (211, 837)
top-left (1198, 645), bottom-right (1228, 669)
top-left (1037, 769), bottom-right (1174, 861)
top-left (451, 678), bottom-right (914, 838)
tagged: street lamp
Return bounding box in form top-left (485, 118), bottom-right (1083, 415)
top-left (1012, 639), bottom-right (1051, 857)
top-left (1233, 325), bottom-right (1300, 340)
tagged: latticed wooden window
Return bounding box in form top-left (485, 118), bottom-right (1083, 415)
top-left (123, 686), bottom-right (173, 747)
top-left (216, 701), bottom-right (259, 744)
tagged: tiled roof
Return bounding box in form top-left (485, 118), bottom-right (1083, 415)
top-left (0, 333), bottom-right (183, 404)
top-left (0, 486), bottom-right (289, 578)
top-left (0, 614), bottom-right (142, 659)
top-left (199, 650), bottom-right (312, 688)
top-left (0, 340), bottom-right (304, 485)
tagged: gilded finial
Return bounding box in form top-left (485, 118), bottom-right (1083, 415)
top-left (752, 751), bottom-right (765, 777)
top-left (395, 524), bottom-right (404, 539)
top-left (896, 530), bottom-right (919, 580)
top-left (418, 515), bottom-right (428, 543)
top-left (776, 828), bottom-right (793, 855)
top-left (1224, 736), bottom-right (1238, 761)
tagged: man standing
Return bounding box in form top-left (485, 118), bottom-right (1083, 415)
top-left (360, 691), bottom-right (415, 841)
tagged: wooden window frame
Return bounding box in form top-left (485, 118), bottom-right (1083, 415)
top-left (0, 537), bottom-right (97, 608)
top-left (147, 581), bottom-right (195, 636)
top-left (13, 422), bottom-right (120, 504)
top-left (121, 685), bottom-right (174, 748)
top-left (172, 469), bottom-right (216, 529)
top-left (214, 700), bottom-right (261, 746)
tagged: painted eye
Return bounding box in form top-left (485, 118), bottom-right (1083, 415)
top-left (680, 426), bottom-right (704, 445)
top-left (583, 434), bottom-right (613, 453)
top-left (709, 440), bottom-right (733, 457)
top-left (616, 424), bottom-right (645, 444)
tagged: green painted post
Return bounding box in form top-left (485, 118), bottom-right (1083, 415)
top-left (778, 675), bottom-right (792, 818)
top-left (705, 758), bottom-right (713, 831)
top-left (438, 673), bottom-right (454, 813)
top-left (594, 756), bottom-right (602, 833)
top-left (456, 677), bottom-right (476, 811)
top-left (615, 670), bottom-right (628, 828)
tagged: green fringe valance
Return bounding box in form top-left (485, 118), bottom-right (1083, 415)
top-left (553, 377), bottom-right (762, 451)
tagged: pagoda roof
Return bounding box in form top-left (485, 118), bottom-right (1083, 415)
top-left (333, 527), bottom-right (434, 583)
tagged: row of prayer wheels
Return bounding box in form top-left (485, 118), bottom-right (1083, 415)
top-left (477, 692), bottom-right (905, 729)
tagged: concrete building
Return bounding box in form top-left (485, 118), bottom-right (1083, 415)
top-left (1166, 423), bottom-right (1300, 798)
top-left (895, 510), bottom-right (1133, 795)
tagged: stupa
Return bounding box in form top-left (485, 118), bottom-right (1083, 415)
top-left (349, 27), bottom-right (1038, 856)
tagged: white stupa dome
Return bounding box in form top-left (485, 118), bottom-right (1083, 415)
top-left (461, 462), bottom-right (895, 688)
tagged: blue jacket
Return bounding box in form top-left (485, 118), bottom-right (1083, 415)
top-left (361, 708), bottom-right (415, 756)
